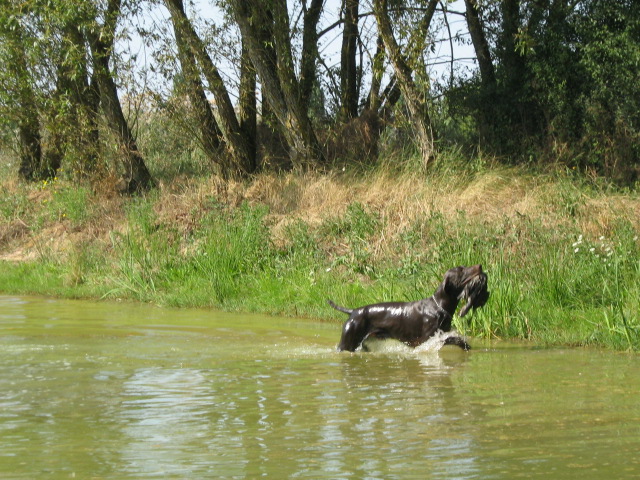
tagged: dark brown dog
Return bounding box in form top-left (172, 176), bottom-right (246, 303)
top-left (329, 265), bottom-right (489, 352)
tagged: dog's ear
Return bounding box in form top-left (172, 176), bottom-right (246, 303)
top-left (443, 267), bottom-right (464, 296)
top-left (458, 273), bottom-right (489, 317)
top-left (458, 295), bottom-right (475, 317)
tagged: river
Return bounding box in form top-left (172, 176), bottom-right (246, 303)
top-left (1, 295), bottom-right (639, 478)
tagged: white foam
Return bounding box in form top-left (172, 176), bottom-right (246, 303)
top-left (363, 330), bottom-right (468, 354)
top-left (414, 330), bottom-right (467, 353)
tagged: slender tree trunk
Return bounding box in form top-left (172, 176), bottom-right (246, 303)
top-left (86, 0), bottom-right (154, 193)
top-left (373, 0), bottom-right (437, 164)
top-left (169, 0), bottom-right (223, 168)
top-left (501, 0), bottom-right (525, 91)
top-left (271, 0), bottom-right (325, 165)
top-left (16, 79), bottom-right (43, 181)
top-left (465, 0), bottom-right (496, 91)
top-left (238, 41), bottom-right (257, 172)
top-left (231, 0), bottom-right (325, 167)
top-left (464, 0), bottom-right (497, 143)
top-left (65, 23), bottom-right (100, 177)
top-left (165, 0), bottom-right (256, 178)
top-left (91, 59), bottom-right (154, 193)
top-left (405, 0), bottom-right (438, 70)
top-left (339, 0), bottom-right (359, 121)
top-left (300, 0), bottom-right (324, 106)
top-left (499, 0), bottom-right (541, 139)
top-left (17, 102), bottom-right (43, 182)
top-left (48, 22), bottom-right (92, 179)
top-left (4, 21), bottom-right (44, 181)
top-left (365, 35), bottom-right (385, 112)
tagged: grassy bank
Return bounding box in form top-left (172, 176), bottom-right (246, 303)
top-left (1, 154), bottom-right (639, 350)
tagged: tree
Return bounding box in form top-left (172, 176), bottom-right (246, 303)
top-left (463, 0), bottom-right (496, 142)
top-left (339, 0), bottom-right (360, 121)
top-left (373, 0), bottom-right (438, 164)
top-left (0, 9), bottom-right (43, 181)
top-left (168, 0), bottom-right (224, 170)
top-left (453, 0), bottom-right (639, 179)
top-left (230, 0), bottom-right (326, 167)
top-left (165, 0), bottom-right (257, 178)
top-left (0, 0), bottom-right (155, 192)
top-left (300, 0), bottom-right (324, 107)
top-left (87, 0), bottom-right (154, 193)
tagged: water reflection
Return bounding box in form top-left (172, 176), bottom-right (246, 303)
top-left (2, 296), bottom-right (640, 479)
top-left (333, 350), bottom-right (481, 479)
top-left (119, 368), bottom-right (214, 476)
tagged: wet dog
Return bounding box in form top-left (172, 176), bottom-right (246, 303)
top-left (329, 265), bottom-right (489, 352)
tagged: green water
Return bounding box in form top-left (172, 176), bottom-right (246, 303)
top-left (1, 295), bottom-right (639, 479)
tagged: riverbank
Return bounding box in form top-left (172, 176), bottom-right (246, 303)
top-left (1, 156), bottom-right (639, 350)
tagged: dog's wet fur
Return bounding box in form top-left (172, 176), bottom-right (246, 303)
top-left (329, 265), bottom-right (489, 352)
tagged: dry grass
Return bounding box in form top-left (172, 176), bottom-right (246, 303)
top-left (1, 163), bottom-right (639, 264)
top-left (237, 167), bottom-right (639, 248)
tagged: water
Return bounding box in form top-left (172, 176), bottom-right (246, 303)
top-left (1, 295), bottom-right (639, 479)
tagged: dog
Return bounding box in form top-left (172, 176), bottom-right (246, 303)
top-left (329, 264), bottom-right (489, 352)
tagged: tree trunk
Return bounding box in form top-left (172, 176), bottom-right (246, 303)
top-left (464, 0), bottom-right (497, 143)
top-left (169, 0), bottom-right (223, 169)
top-left (339, 0), bottom-right (359, 121)
top-left (465, 0), bottom-right (496, 91)
top-left (91, 63), bottom-right (154, 193)
top-left (501, 0), bottom-right (525, 91)
top-left (165, 0), bottom-right (256, 178)
top-left (231, 0), bottom-right (325, 167)
top-left (3, 20), bottom-right (44, 181)
top-left (299, 0), bottom-right (324, 106)
top-left (17, 102), bottom-right (43, 182)
top-left (48, 21), bottom-right (99, 179)
top-left (365, 35), bottom-right (385, 112)
top-left (238, 41), bottom-right (257, 172)
top-left (499, 0), bottom-right (542, 139)
top-left (373, 0), bottom-right (437, 164)
top-left (87, 0), bottom-right (154, 193)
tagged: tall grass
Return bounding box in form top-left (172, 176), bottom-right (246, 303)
top-left (0, 154), bottom-right (638, 350)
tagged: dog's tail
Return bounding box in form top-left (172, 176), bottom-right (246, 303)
top-left (328, 299), bottom-right (353, 315)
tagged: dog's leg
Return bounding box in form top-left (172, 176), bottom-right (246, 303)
top-left (337, 317), bottom-right (369, 352)
top-left (443, 335), bottom-right (471, 351)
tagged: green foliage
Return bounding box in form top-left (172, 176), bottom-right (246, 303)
top-left (321, 202), bottom-right (380, 275)
top-left (45, 183), bottom-right (91, 224)
top-left (448, 0), bottom-right (640, 181)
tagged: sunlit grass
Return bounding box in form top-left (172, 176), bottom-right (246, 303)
top-left (0, 150), bottom-right (638, 350)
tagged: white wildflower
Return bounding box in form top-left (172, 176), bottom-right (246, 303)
top-left (572, 235), bottom-right (583, 247)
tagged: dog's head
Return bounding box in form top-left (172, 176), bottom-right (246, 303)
top-left (445, 264), bottom-right (490, 317)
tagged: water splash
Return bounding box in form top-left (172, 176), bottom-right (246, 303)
top-left (362, 330), bottom-right (469, 354)
top-left (414, 330), bottom-right (469, 353)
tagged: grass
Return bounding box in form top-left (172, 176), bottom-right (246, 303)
top-left (0, 150), bottom-right (639, 350)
